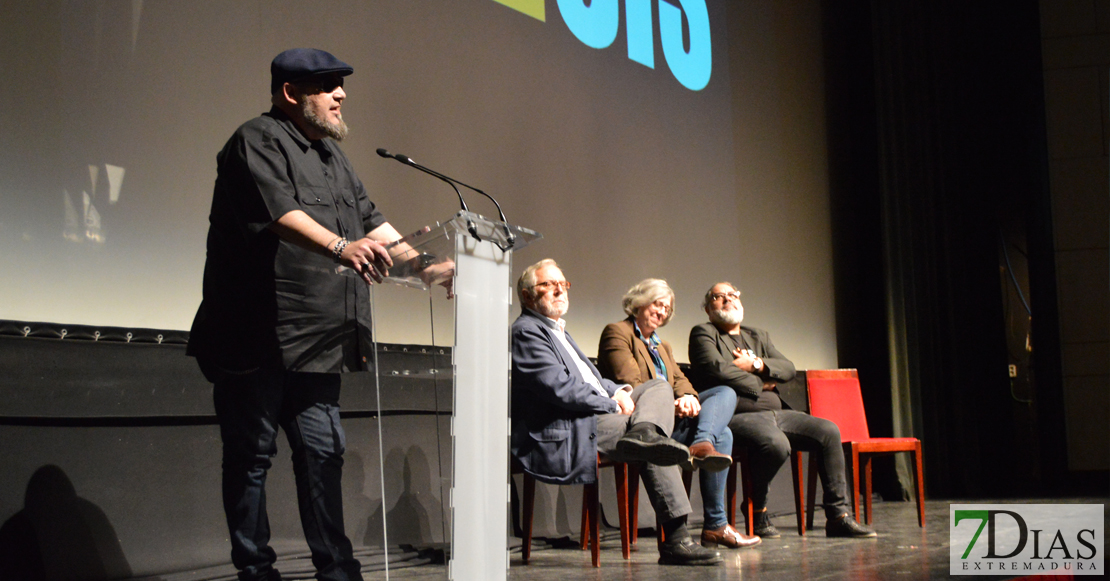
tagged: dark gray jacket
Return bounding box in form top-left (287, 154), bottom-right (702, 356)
top-left (687, 323), bottom-right (795, 400)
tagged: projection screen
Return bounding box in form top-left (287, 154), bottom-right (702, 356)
top-left (0, 0), bottom-right (836, 366)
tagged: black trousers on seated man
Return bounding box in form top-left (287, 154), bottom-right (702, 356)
top-left (729, 409), bottom-right (851, 520)
top-left (688, 317), bottom-right (875, 538)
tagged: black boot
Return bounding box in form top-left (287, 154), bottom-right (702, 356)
top-left (825, 513), bottom-right (877, 538)
top-left (658, 538), bottom-right (724, 566)
top-left (613, 424), bottom-right (689, 466)
top-left (658, 520), bottom-right (722, 567)
top-left (752, 509), bottom-right (781, 539)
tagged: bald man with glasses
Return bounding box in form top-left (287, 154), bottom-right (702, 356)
top-left (687, 282), bottom-right (877, 539)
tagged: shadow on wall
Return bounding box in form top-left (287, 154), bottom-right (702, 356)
top-left (363, 446), bottom-right (441, 547)
top-left (343, 451), bottom-right (374, 547)
top-left (0, 464), bottom-right (132, 581)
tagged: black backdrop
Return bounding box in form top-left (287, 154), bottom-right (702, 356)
top-left (821, 0), bottom-right (1093, 499)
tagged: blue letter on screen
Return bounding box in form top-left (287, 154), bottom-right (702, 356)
top-left (557, 0), bottom-right (619, 49)
top-left (659, 0), bottom-right (711, 90)
top-left (626, 0), bottom-right (654, 68)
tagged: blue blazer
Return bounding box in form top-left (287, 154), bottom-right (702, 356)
top-left (511, 309), bottom-right (622, 485)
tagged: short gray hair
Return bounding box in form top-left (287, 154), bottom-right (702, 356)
top-left (517, 259), bottom-right (560, 304)
top-left (622, 278), bottom-right (676, 326)
top-left (702, 281), bottom-right (738, 308)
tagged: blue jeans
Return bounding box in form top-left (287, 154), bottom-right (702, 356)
top-left (672, 385), bottom-right (737, 530)
top-left (211, 366), bottom-right (362, 581)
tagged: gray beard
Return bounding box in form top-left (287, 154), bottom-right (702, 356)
top-left (709, 308), bottom-right (743, 326)
top-left (303, 102), bottom-right (349, 141)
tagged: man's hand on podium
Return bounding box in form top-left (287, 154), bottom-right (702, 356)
top-left (419, 259), bottom-right (455, 299)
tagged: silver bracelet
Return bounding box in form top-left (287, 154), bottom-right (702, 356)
top-left (332, 238), bottom-right (349, 263)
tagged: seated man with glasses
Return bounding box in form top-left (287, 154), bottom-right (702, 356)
top-left (687, 282), bottom-right (877, 539)
top-left (511, 259), bottom-right (723, 566)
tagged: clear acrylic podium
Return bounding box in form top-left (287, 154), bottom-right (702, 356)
top-left (373, 211), bottom-right (540, 580)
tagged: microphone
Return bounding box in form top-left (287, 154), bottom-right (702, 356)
top-left (377, 148), bottom-right (415, 166)
top-left (377, 148), bottom-right (480, 241)
top-left (372, 147), bottom-right (510, 247)
top-left (377, 148), bottom-right (516, 249)
top-left (451, 182), bottom-right (516, 249)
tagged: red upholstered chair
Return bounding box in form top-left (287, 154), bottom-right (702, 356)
top-left (805, 369), bottom-right (925, 528)
top-left (514, 453), bottom-right (639, 568)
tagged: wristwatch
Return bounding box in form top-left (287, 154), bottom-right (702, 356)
top-left (753, 357), bottom-right (764, 372)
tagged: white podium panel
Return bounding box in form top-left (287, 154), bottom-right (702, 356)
top-left (371, 212), bottom-right (540, 581)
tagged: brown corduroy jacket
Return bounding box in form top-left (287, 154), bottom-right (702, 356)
top-left (596, 317), bottom-right (697, 399)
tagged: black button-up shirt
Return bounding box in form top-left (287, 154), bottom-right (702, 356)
top-left (188, 107), bottom-right (387, 373)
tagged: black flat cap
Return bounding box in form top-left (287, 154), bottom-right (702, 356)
top-left (270, 48), bottom-right (353, 94)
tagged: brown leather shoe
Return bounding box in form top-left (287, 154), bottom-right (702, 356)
top-left (700, 524), bottom-right (762, 549)
top-left (683, 441), bottom-right (732, 473)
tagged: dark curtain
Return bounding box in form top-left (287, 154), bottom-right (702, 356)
top-left (822, 0), bottom-right (1064, 498)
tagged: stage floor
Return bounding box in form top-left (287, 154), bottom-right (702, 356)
top-left (374, 498), bottom-right (1107, 581)
top-left (136, 498), bottom-right (1106, 581)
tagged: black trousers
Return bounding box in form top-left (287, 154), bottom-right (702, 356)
top-left (210, 366), bottom-right (361, 581)
top-left (729, 409), bottom-right (852, 521)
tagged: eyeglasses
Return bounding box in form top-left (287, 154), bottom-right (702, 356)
top-left (710, 290), bottom-right (741, 302)
top-left (294, 75), bottom-right (344, 93)
top-left (532, 280), bottom-right (571, 293)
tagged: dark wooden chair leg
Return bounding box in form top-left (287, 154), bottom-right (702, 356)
top-left (806, 452), bottom-right (818, 531)
top-left (850, 445), bottom-right (861, 523)
top-left (790, 451), bottom-right (806, 535)
top-left (914, 442), bottom-right (926, 528)
top-left (580, 484), bottom-right (590, 551)
top-left (585, 482), bottom-right (600, 567)
top-left (725, 461), bottom-right (738, 530)
top-left (629, 466), bottom-right (640, 546)
top-left (614, 463), bottom-right (631, 559)
top-left (740, 459), bottom-right (755, 536)
top-left (863, 455), bottom-right (873, 525)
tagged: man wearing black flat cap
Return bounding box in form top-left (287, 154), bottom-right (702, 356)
top-left (188, 48), bottom-right (448, 581)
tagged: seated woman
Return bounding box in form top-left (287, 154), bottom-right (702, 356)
top-left (598, 279), bottom-right (760, 549)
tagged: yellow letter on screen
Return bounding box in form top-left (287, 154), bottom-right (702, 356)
top-left (491, 0), bottom-right (545, 21)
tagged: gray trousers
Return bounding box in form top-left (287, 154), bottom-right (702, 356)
top-left (595, 378), bottom-right (692, 523)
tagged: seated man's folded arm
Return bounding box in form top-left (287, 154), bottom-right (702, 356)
top-left (753, 330), bottom-right (796, 383)
top-left (513, 325), bottom-right (620, 414)
top-left (687, 325), bottom-right (763, 399)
